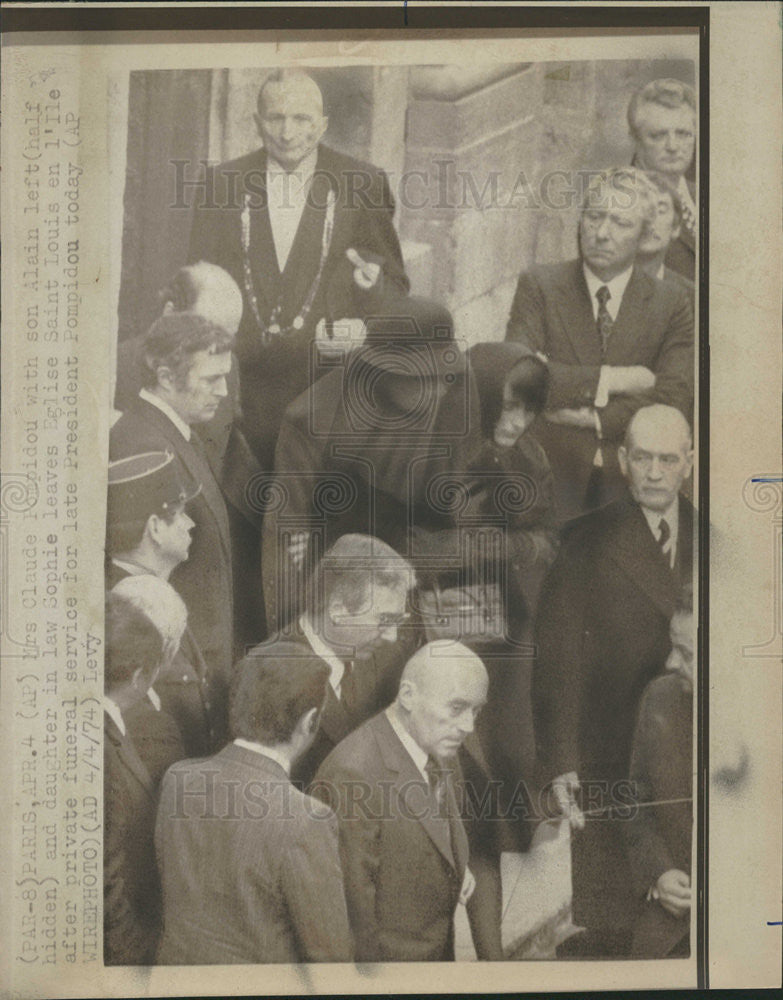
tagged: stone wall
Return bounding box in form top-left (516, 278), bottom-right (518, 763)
top-left (120, 59), bottom-right (695, 344)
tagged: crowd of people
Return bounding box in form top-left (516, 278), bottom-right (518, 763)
top-left (104, 70), bottom-right (697, 964)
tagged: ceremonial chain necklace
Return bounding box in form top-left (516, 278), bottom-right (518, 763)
top-left (240, 187), bottom-right (336, 345)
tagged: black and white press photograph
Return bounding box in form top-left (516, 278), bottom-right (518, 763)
top-left (4, 4), bottom-right (783, 998)
top-left (103, 39), bottom-right (701, 971)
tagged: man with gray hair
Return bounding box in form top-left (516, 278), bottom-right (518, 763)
top-left (628, 78), bottom-right (697, 279)
top-left (506, 167), bottom-right (694, 520)
top-left (314, 641), bottom-right (497, 961)
top-left (235, 532), bottom-right (415, 789)
top-left (188, 68), bottom-right (410, 470)
top-left (532, 403), bottom-right (695, 956)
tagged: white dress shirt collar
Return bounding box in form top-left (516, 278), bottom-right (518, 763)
top-left (111, 558), bottom-right (146, 577)
top-left (641, 497), bottom-right (680, 568)
top-left (104, 697), bottom-right (126, 737)
top-left (147, 687), bottom-right (161, 711)
top-left (139, 387), bottom-right (191, 441)
top-left (385, 705), bottom-right (430, 782)
top-left (583, 263), bottom-right (634, 321)
top-left (300, 615), bottom-right (346, 696)
top-left (233, 738), bottom-right (290, 776)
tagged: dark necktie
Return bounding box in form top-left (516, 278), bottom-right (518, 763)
top-left (339, 660), bottom-right (356, 716)
top-left (658, 517), bottom-right (672, 565)
top-left (596, 285), bottom-right (613, 357)
top-left (425, 755), bottom-right (446, 809)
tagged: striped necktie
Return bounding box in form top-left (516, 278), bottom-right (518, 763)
top-left (596, 285), bottom-right (613, 356)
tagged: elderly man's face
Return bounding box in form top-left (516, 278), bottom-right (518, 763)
top-left (255, 80), bottom-right (327, 170)
top-left (633, 103), bottom-right (696, 178)
top-left (619, 414), bottom-right (693, 512)
top-left (167, 349), bottom-right (231, 425)
top-left (638, 189), bottom-right (681, 257)
top-left (405, 660), bottom-right (488, 760)
top-left (579, 183), bottom-right (646, 280)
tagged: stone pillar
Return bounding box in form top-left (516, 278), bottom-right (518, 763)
top-left (400, 64), bottom-right (544, 346)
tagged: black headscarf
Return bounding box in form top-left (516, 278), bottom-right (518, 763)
top-left (325, 295), bottom-right (482, 509)
top-left (467, 341), bottom-right (538, 440)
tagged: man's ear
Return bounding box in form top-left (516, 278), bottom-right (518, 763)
top-left (155, 365), bottom-right (176, 394)
top-left (326, 597), bottom-right (347, 627)
top-left (618, 445), bottom-right (629, 478)
top-left (161, 300), bottom-right (175, 316)
top-left (397, 678), bottom-right (415, 713)
top-left (683, 448), bottom-right (694, 479)
top-left (146, 513), bottom-right (164, 547)
top-left (671, 219), bottom-right (682, 242)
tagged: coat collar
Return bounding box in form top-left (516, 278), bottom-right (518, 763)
top-left (105, 711), bottom-right (155, 797)
top-left (369, 712), bottom-right (468, 873)
top-left (128, 397), bottom-right (230, 557)
top-left (608, 495), bottom-right (694, 616)
top-left (552, 260), bottom-right (655, 365)
top-left (243, 144), bottom-right (337, 323)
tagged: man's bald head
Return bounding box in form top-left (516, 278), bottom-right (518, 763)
top-left (619, 404), bottom-right (694, 512)
top-left (625, 403), bottom-right (692, 452)
top-left (258, 69), bottom-right (324, 117)
top-left (255, 70), bottom-right (328, 171)
top-left (397, 641), bottom-right (488, 760)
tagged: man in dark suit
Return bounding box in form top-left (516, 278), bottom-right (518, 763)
top-left (155, 653), bottom-right (352, 964)
top-left (236, 533), bottom-right (415, 790)
top-left (104, 587), bottom-right (186, 965)
top-left (624, 596), bottom-right (694, 958)
top-left (188, 68), bottom-right (409, 470)
top-left (110, 313), bottom-right (235, 689)
top-left (506, 167), bottom-right (694, 521)
top-left (532, 403), bottom-right (695, 956)
top-left (106, 451), bottom-right (226, 755)
top-left (113, 261), bottom-right (265, 648)
top-left (628, 79), bottom-right (696, 281)
top-left (314, 641), bottom-right (496, 962)
top-left (110, 574), bottom-right (188, 787)
top-left (635, 171), bottom-right (695, 306)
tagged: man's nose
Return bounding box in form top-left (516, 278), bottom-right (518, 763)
top-left (595, 217), bottom-right (611, 240)
top-left (647, 456), bottom-right (663, 478)
top-left (184, 514), bottom-right (195, 530)
top-left (280, 116), bottom-right (295, 140)
top-left (213, 377), bottom-right (228, 398)
top-left (456, 710), bottom-right (475, 735)
top-left (664, 130), bottom-right (678, 151)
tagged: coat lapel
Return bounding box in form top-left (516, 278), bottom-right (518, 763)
top-left (373, 713), bottom-right (459, 871)
top-left (607, 499), bottom-right (680, 617)
top-left (318, 685), bottom-right (352, 747)
top-left (105, 713), bottom-right (155, 798)
top-left (280, 150), bottom-right (333, 317)
top-left (133, 399), bottom-right (231, 562)
top-left (246, 150), bottom-right (282, 318)
top-left (553, 261), bottom-right (603, 365)
top-left (606, 267), bottom-right (654, 364)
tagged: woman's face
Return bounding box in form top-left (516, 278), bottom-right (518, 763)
top-left (493, 380), bottom-right (532, 448)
